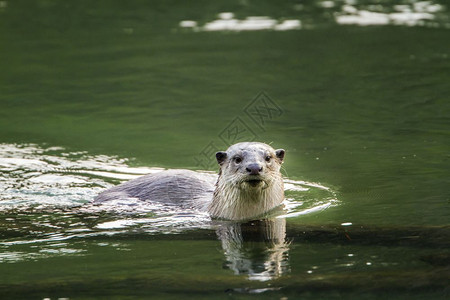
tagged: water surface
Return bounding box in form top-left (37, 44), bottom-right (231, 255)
top-left (0, 0), bottom-right (449, 299)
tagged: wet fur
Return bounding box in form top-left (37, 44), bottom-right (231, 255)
top-left (95, 142), bottom-right (285, 221)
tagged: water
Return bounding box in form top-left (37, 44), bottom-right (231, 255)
top-left (1, 0), bottom-right (449, 299)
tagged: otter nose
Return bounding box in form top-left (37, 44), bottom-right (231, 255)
top-left (246, 163), bottom-right (263, 175)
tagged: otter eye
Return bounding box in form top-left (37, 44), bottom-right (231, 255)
top-left (234, 157), bottom-right (242, 164)
top-left (265, 156), bottom-right (272, 162)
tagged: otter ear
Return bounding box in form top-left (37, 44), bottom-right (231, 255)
top-left (215, 151), bottom-right (227, 165)
top-left (275, 149), bottom-right (285, 162)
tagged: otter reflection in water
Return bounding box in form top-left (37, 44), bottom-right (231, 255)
top-left (216, 217), bottom-right (290, 281)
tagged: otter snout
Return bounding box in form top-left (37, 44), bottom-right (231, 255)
top-left (246, 163), bottom-right (263, 175)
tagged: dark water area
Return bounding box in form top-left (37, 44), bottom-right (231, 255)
top-left (1, 0), bottom-right (449, 299)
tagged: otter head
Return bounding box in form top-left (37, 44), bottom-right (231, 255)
top-left (215, 142), bottom-right (285, 190)
top-left (209, 142), bottom-right (285, 221)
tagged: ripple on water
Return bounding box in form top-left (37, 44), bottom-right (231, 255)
top-left (0, 143), bottom-right (159, 209)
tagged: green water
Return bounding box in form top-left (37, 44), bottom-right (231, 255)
top-left (1, 0), bottom-right (449, 299)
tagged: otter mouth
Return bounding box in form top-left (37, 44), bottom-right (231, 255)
top-left (244, 179), bottom-right (264, 187)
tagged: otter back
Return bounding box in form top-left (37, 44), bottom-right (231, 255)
top-left (94, 169), bottom-right (216, 210)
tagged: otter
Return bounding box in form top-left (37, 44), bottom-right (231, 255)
top-left (94, 142), bottom-right (285, 221)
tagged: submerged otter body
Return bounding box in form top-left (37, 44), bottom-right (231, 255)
top-left (94, 142), bottom-right (285, 221)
